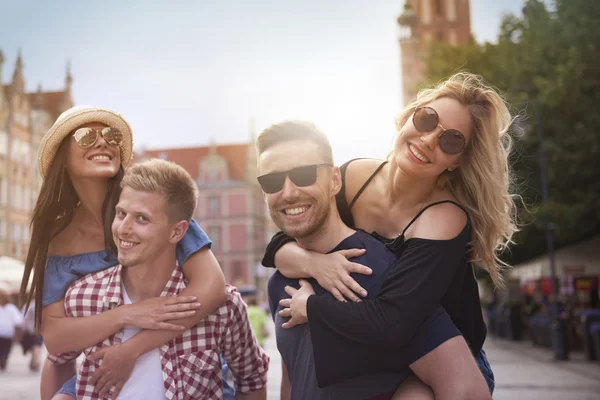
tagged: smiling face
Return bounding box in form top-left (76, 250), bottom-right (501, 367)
top-left (66, 122), bottom-right (121, 179)
top-left (393, 97), bottom-right (473, 179)
top-left (112, 187), bottom-right (181, 268)
top-left (258, 139), bottom-right (339, 240)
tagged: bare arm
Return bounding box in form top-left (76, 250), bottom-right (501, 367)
top-left (275, 242), bottom-right (371, 302)
top-left (118, 248), bottom-right (226, 358)
top-left (42, 292), bottom-right (201, 355)
top-left (42, 300), bottom-right (127, 355)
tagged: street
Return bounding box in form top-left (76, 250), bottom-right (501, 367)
top-left (1, 322), bottom-right (599, 399)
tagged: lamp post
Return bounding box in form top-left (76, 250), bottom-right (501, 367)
top-left (534, 99), bottom-right (568, 360)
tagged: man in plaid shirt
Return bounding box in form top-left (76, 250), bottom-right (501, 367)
top-left (51, 159), bottom-right (269, 399)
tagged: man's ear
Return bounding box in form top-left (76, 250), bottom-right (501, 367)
top-left (331, 166), bottom-right (342, 196)
top-left (170, 220), bottom-right (189, 244)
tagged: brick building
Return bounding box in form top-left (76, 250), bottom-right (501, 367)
top-left (397, 0), bottom-right (471, 104)
top-left (0, 49), bottom-right (73, 260)
top-left (137, 135), bottom-right (274, 295)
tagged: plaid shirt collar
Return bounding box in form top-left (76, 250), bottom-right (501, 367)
top-left (102, 263), bottom-right (184, 307)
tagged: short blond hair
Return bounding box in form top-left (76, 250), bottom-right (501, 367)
top-left (121, 159), bottom-right (198, 222)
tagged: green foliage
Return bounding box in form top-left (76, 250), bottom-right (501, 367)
top-left (423, 0), bottom-right (600, 265)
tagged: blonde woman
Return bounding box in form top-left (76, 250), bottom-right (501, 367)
top-left (20, 106), bottom-right (225, 399)
top-left (264, 73), bottom-right (517, 397)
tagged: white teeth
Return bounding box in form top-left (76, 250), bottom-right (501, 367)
top-left (120, 240), bottom-right (136, 248)
top-left (409, 145), bottom-right (430, 163)
top-left (91, 155), bottom-right (110, 161)
top-left (284, 207), bottom-right (308, 216)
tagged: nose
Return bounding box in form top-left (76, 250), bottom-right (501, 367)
top-left (94, 132), bottom-right (108, 148)
top-left (280, 176), bottom-right (300, 200)
top-left (117, 215), bottom-right (133, 237)
top-left (419, 127), bottom-right (442, 150)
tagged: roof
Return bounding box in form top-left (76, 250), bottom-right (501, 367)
top-left (2, 84), bottom-right (68, 121)
top-left (28, 90), bottom-right (68, 120)
top-left (140, 143), bottom-right (249, 180)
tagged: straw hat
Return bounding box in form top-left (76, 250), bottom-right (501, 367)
top-left (37, 105), bottom-right (134, 178)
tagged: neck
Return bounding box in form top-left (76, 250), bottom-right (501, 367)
top-left (295, 203), bottom-right (355, 254)
top-left (121, 246), bottom-right (177, 302)
top-left (387, 161), bottom-right (438, 210)
top-left (71, 176), bottom-right (110, 229)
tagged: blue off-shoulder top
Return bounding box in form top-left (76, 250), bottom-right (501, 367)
top-left (42, 219), bottom-right (212, 307)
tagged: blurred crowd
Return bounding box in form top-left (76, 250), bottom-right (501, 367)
top-left (485, 280), bottom-right (600, 361)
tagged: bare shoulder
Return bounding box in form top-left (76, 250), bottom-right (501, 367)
top-left (411, 200), bottom-right (468, 241)
top-left (343, 158), bottom-right (387, 203)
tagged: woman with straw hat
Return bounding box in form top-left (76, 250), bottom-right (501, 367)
top-left (19, 105), bottom-right (226, 399)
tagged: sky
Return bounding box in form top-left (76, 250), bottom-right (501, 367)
top-left (0, 0), bottom-right (525, 164)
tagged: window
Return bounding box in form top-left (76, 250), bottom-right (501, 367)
top-left (21, 224), bottom-right (28, 241)
top-left (434, 0), bottom-right (444, 17)
top-left (447, 0), bottom-right (457, 21)
top-left (23, 186), bottom-right (30, 211)
top-left (0, 131), bottom-right (8, 156)
top-left (208, 196), bottom-right (220, 215)
top-left (421, 0), bottom-right (432, 24)
top-left (232, 261), bottom-right (243, 283)
top-left (208, 225), bottom-right (221, 250)
top-left (12, 223), bottom-right (20, 241)
top-left (1, 179), bottom-right (7, 205)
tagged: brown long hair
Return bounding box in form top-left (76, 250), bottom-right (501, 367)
top-left (19, 137), bottom-right (124, 329)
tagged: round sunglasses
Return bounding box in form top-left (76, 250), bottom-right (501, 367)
top-left (412, 107), bottom-right (466, 155)
top-left (257, 163), bottom-right (333, 194)
top-left (72, 127), bottom-right (123, 149)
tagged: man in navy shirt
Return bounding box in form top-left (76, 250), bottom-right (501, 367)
top-left (256, 121), bottom-right (482, 400)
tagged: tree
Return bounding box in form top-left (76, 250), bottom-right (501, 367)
top-left (422, 0), bottom-right (600, 265)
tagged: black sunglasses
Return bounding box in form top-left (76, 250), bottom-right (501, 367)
top-left (257, 163), bottom-right (333, 194)
top-left (412, 106), bottom-right (466, 155)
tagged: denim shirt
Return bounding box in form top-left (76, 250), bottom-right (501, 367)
top-left (42, 219), bottom-right (211, 306)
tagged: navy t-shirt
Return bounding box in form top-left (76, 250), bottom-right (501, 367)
top-left (268, 230), bottom-right (459, 398)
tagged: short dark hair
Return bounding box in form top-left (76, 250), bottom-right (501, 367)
top-left (256, 120), bottom-right (333, 165)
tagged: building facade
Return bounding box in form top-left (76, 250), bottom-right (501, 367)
top-left (0, 49), bottom-right (73, 260)
top-left (138, 136), bottom-right (274, 297)
top-left (397, 0), bottom-right (471, 104)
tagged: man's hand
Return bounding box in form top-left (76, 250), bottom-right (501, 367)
top-left (122, 295), bottom-right (201, 331)
top-left (89, 344), bottom-right (136, 398)
top-left (278, 280), bottom-right (316, 329)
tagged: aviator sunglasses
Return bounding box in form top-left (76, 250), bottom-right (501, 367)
top-left (73, 127), bottom-right (124, 149)
top-left (412, 106), bottom-right (466, 155)
top-left (257, 163), bottom-right (333, 194)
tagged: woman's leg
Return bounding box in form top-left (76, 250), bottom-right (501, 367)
top-left (410, 336), bottom-right (492, 400)
top-left (49, 374), bottom-right (77, 400)
top-left (41, 359), bottom-right (76, 400)
top-left (392, 376), bottom-right (434, 400)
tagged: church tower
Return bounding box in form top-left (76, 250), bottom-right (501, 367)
top-left (397, 0), bottom-right (471, 105)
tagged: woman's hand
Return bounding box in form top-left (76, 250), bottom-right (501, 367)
top-left (278, 280), bottom-right (316, 329)
top-left (122, 295), bottom-right (201, 330)
top-left (310, 249), bottom-right (372, 302)
top-left (89, 344), bottom-right (135, 398)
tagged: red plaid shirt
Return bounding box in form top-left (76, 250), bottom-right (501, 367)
top-left (49, 265), bottom-right (269, 399)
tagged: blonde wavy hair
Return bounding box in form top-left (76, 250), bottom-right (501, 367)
top-left (393, 72), bottom-right (518, 287)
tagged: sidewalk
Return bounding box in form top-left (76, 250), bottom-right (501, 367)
top-left (2, 327), bottom-right (600, 399)
top-left (484, 335), bottom-right (600, 400)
